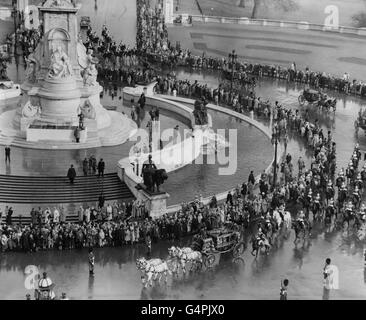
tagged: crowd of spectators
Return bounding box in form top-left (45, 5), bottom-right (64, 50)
top-left (136, 0), bottom-right (169, 53)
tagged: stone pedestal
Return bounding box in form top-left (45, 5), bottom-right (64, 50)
top-left (136, 187), bottom-right (170, 219)
top-left (27, 125), bottom-right (87, 143)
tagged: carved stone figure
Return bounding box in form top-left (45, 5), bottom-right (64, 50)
top-left (83, 63), bottom-right (98, 87)
top-left (25, 55), bottom-right (37, 83)
top-left (22, 98), bottom-right (41, 118)
top-left (47, 46), bottom-right (73, 79)
top-left (78, 100), bottom-right (96, 120)
top-left (50, 0), bottom-right (74, 7)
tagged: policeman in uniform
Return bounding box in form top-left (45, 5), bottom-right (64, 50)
top-left (353, 186), bottom-right (361, 206)
top-left (355, 173), bottom-right (363, 190)
top-left (88, 247), bottom-right (95, 275)
top-left (297, 210), bottom-right (306, 229)
top-left (326, 198), bottom-right (336, 221)
top-left (280, 279), bottom-right (289, 300)
top-left (346, 201), bottom-right (354, 216)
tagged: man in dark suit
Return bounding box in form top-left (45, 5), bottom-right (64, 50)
top-left (138, 92), bottom-right (146, 109)
top-left (5, 146), bottom-right (10, 163)
top-left (67, 164), bottom-right (77, 184)
top-left (98, 193), bottom-right (105, 209)
top-left (248, 171), bottom-right (255, 185)
top-left (98, 159), bottom-right (105, 177)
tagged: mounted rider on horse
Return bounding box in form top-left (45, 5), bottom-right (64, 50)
top-left (325, 198), bottom-right (336, 223)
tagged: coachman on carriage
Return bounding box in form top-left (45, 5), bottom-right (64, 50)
top-left (191, 226), bottom-right (246, 267)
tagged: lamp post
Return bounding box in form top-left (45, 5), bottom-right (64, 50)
top-left (271, 124), bottom-right (280, 191)
top-left (228, 50), bottom-right (237, 91)
top-left (154, 13), bottom-right (159, 52)
top-left (12, 0), bottom-right (18, 58)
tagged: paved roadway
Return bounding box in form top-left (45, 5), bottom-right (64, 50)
top-left (168, 22), bottom-right (366, 79)
top-left (2, 4), bottom-right (366, 300)
top-left (1, 72), bottom-right (366, 299)
top-left (0, 225), bottom-right (365, 300)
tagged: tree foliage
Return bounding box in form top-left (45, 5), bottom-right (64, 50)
top-left (352, 12), bottom-right (366, 28)
top-left (239, 0), bottom-right (300, 19)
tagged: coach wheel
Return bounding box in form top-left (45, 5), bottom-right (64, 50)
top-left (298, 95), bottom-right (305, 106)
top-left (232, 257), bottom-right (245, 265)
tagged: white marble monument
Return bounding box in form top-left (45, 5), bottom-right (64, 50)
top-left (0, 0), bottom-right (136, 149)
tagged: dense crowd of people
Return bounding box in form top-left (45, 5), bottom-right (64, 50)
top-left (3, 2), bottom-right (366, 256)
top-left (0, 197), bottom-right (243, 253)
top-left (136, 0), bottom-right (169, 53)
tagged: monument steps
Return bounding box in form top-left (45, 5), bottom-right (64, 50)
top-left (0, 173), bottom-right (122, 181)
top-left (0, 186), bottom-right (130, 195)
top-left (2, 136), bottom-right (102, 149)
top-left (0, 173), bottom-right (135, 204)
top-left (0, 177), bottom-right (122, 185)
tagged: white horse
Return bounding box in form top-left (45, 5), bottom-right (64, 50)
top-left (136, 258), bottom-right (171, 288)
top-left (273, 210), bottom-right (283, 229)
top-left (168, 246), bottom-right (190, 275)
top-left (283, 211), bottom-right (292, 230)
top-left (173, 247), bottom-right (203, 274)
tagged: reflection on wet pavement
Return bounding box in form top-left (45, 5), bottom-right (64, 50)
top-left (2, 72), bottom-right (366, 299)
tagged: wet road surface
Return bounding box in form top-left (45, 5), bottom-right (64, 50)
top-left (1, 73), bottom-right (366, 299)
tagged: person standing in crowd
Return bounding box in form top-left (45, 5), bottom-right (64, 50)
top-left (88, 247), bottom-right (95, 275)
top-left (226, 191), bottom-right (233, 207)
top-left (83, 158), bottom-right (89, 176)
top-left (145, 231), bottom-right (152, 257)
top-left (5, 146), bottom-right (10, 163)
top-left (280, 279), bottom-right (289, 300)
top-left (98, 193), bottom-right (105, 209)
top-left (138, 92), bottom-right (146, 109)
top-left (59, 205), bottom-right (66, 224)
top-left (67, 164), bottom-right (76, 184)
top-left (298, 156), bottom-right (305, 176)
top-left (74, 126), bottom-right (81, 143)
top-left (248, 171), bottom-right (255, 186)
top-left (6, 207), bottom-right (13, 225)
top-left (98, 159), bottom-right (105, 177)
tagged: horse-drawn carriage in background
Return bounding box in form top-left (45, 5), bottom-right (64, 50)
top-left (298, 88), bottom-right (337, 112)
top-left (192, 226), bottom-right (246, 267)
top-left (221, 68), bottom-right (257, 87)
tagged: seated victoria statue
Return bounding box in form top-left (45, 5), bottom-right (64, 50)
top-left (47, 46), bottom-right (74, 79)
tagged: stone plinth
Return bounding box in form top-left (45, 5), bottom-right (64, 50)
top-left (0, 0), bottom-right (133, 150)
top-left (27, 124), bottom-right (87, 143)
top-left (32, 77), bottom-right (81, 123)
top-left (135, 186), bottom-right (170, 219)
